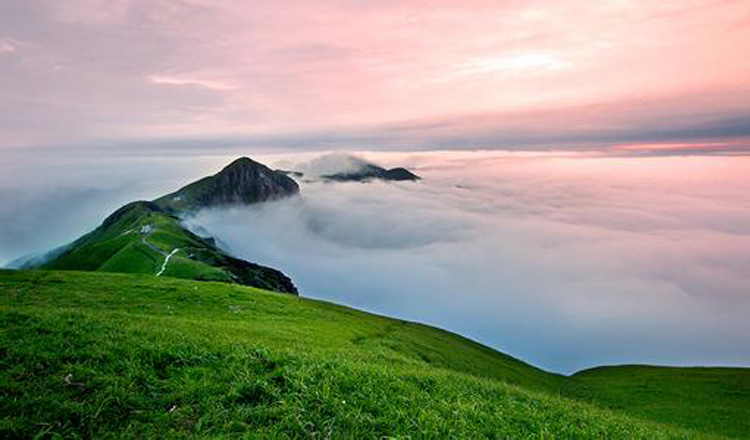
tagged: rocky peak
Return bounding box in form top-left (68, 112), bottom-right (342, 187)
top-left (155, 157), bottom-right (299, 214)
top-left (322, 163), bottom-right (420, 182)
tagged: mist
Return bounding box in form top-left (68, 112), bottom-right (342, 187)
top-left (186, 152), bottom-right (750, 373)
top-left (0, 151), bottom-right (204, 264)
top-left (2, 150), bottom-right (750, 373)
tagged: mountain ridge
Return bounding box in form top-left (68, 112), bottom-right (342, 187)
top-left (155, 157), bottom-right (299, 215)
top-left (277, 157), bottom-right (421, 183)
top-left (22, 158), bottom-right (299, 293)
top-left (322, 163), bottom-right (421, 182)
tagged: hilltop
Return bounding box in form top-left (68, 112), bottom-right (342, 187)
top-left (4, 270), bottom-right (749, 438)
top-left (155, 157), bottom-right (299, 214)
top-left (277, 154), bottom-right (421, 183)
top-left (20, 158), bottom-right (299, 293)
top-left (321, 163), bottom-right (420, 182)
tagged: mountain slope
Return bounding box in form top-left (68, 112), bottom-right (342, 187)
top-left (154, 157), bottom-right (299, 214)
top-left (37, 201), bottom-right (296, 294)
top-left (3, 270), bottom-right (748, 438)
top-left (22, 157), bottom-right (299, 293)
top-left (567, 365), bottom-right (750, 438)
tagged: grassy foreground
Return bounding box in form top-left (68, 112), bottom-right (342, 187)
top-left (567, 365), bottom-right (750, 438)
top-left (1, 270), bottom-right (748, 438)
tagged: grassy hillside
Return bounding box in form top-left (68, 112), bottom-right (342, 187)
top-left (29, 157), bottom-right (307, 293)
top-left (1, 270), bottom-right (747, 438)
top-left (568, 365), bottom-right (750, 439)
top-left (153, 157), bottom-right (299, 214)
top-left (36, 201), bottom-right (297, 294)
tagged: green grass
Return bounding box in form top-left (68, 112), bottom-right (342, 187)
top-left (161, 255), bottom-right (234, 283)
top-left (567, 366), bottom-right (750, 438)
top-left (35, 201), bottom-right (297, 293)
top-left (1, 270), bottom-right (747, 438)
top-left (41, 203), bottom-right (191, 274)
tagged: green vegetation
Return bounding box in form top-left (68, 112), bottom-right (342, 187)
top-left (6, 157), bottom-right (747, 437)
top-left (3, 270), bottom-right (748, 438)
top-left (24, 157), bottom-right (304, 294)
top-left (568, 365), bottom-right (750, 439)
top-left (154, 157), bottom-right (299, 214)
top-left (34, 201), bottom-right (297, 294)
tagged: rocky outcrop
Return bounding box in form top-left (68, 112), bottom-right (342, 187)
top-left (322, 163), bottom-right (420, 182)
top-left (155, 157), bottom-right (299, 214)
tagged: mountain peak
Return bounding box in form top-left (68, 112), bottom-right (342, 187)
top-left (155, 157), bottom-right (299, 214)
top-left (222, 156), bottom-right (263, 171)
top-left (322, 163), bottom-right (420, 182)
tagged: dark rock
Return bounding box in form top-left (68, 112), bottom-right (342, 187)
top-left (155, 157), bottom-right (299, 214)
top-left (323, 164), bottom-right (420, 182)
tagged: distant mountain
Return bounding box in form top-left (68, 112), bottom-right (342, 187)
top-left (155, 157), bottom-right (299, 214)
top-left (322, 163), bottom-right (420, 182)
top-left (22, 157), bottom-right (299, 294)
top-left (277, 161), bottom-right (421, 183)
top-left (14, 156), bottom-right (415, 292)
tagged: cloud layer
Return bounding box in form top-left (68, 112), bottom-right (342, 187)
top-left (2, 150), bottom-right (749, 373)
top-left (184, 151), bottom-right (750, 373)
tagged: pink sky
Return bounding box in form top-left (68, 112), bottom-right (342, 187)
top-left (0, 0), bottom-right (749, 151)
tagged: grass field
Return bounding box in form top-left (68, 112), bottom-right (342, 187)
top-left (2, 270), bottom-right (748, 438)
top-left (36, 201), bottom-right (296, 293)
top-left (567, 365), bottom-right (750, 438)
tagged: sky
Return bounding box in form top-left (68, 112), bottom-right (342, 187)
top-left (1, 0), bottom-right (749, 152)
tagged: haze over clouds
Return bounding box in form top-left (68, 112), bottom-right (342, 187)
top-left (184, 152), bottom-right (750, 373)
top-left (1, 0), bottom-right (749, 152)
top-left (2, 151), bottom-right (750, 372)
top-left (0, 151), bottom-right (223, 264)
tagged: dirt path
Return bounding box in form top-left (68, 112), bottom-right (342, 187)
top-left (141, 236), bottom-right (167, 257)
top-left (156, 248), bottom-right (180, 276)
top-left (140, 225), bottom-right (180, 276)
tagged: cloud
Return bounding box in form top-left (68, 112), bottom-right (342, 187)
top-left (439, 52), bottom-right (572, 82)
top-left (1, 0), bottom-right (749, 149)
top-left (275, 152), bottom-right (374, 177)
top-left (0, 38), bottom-right (16, 54)
top-left (148, 74), bottom-right (238, 91)
top-left (2, 150), bottom-right (749, 374)
top-left (183, 151), bottom-right (750, 373)
top-left (0, 185), bottom-right (140, 265)
top-left (0, 150), bottom-right (229, 264)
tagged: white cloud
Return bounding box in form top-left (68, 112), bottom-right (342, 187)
top-left (185, 151), bottom-right (750, 373)
top-left (148, 74), bottom-right (238, 91)
top-left (2, 150), bottom-right (749, 374)
top-left (457, 53), bottom-right (572, 76)
top-left (275, 152), bottom-right (374, 178)
top-left (1, 0), bottom-right (748, 148)
top-left (0, 39), bottom-right (16, 55)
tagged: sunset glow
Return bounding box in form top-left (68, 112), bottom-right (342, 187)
top-left (1, 0), bottom-right (748, 150)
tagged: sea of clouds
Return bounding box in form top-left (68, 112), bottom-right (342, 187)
top-left (2, 149), bottom-right (749, 373)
